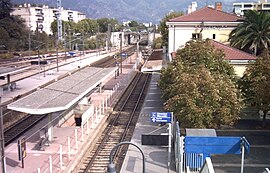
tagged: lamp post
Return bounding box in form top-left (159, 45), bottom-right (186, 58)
top-left (0, 96), bottom-right (6, 173)
top-left (107, 141), bottom-right (145, 173)
top-left (119, 32), bottom-right (122, 74)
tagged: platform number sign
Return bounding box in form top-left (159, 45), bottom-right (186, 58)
top-left (18, 136), bottom-right (27, 168)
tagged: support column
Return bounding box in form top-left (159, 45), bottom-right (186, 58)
top-left (48, 113), bottom-right (53, 142)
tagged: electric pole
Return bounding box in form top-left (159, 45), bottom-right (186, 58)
top-left (56, 0), bottom-right (62, 72)
top-left (0, 96), bottom-right (6, 173)
top-left (120, 32), bottom-right (122, 74)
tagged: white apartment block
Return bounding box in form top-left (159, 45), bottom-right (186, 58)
top-left (11, 4), bottom-right (86, 35)
top-left (233, 0), bottom-right (270, 16)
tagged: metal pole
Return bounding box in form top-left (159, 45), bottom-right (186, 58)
top-left (56, 40), bottom-right (59, 72)
top-left (108, 141), bottom-right (145, 173)
top-left (0, 97), bottom-right (6, 173)
top-left (241, 141), bottom-right (245, 173)
top-left (120, 33), bottom-right (122, 74)
top-left (29, 27), bottom-right (31, 58)
top-left (168, 123), bottom-right (171, 173)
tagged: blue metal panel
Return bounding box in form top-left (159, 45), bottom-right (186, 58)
top-left (185, 136), bottom-right (242, 155)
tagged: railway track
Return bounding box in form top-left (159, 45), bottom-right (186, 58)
top-left (4, 114), bottom-right (47, 146)
top-left (1, 45), bottom-right (137, 147)
top-left (72, 72), bottom-right (151, 173)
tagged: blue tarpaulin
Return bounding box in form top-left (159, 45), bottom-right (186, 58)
top-left (184, 136), bottom-right (250, 169)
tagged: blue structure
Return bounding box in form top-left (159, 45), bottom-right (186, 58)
top-left (184, 136), bottom-right (250, 169)
top-left (150, 112), bottom-right (172, 123)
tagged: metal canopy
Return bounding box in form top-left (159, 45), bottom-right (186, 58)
top-left (8, 67), bottom-right (116, 114)
top-left (186, 128), bottom-right (217, 137)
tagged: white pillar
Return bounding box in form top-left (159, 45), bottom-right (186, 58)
top-left (49, 155), bottom-right (53, 173)
top-left (48, 113), bottom-right (53, 142)
top-left (105, 96), bottom-right (108, 110)
top-left (102, 99), bottom-right (105, 114)
top-left (241, 143), bottom-right (245, 173)
top-left (81, 124), bottom-right (84, 142)
top-left (59, 145), bottom-right (63, 170)
top-left (75, 129), bottom-right (78, 150)
top-left (68, 137), bottom-right (71, 159)
top-left (86, 118), bottom-right (89, 135)
top-left (99, 103), bottom-right (102, 116)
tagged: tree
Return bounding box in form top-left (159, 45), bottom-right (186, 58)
top-left (159, 40), bottom-right (242, 128)
top-left (0, 16), bottom-right (28, 50)
top-left (0, 0), bottom-right (13, 20)
top-left (229, 10), bottom-right (270, 56)
top-left (239, 51), bottom-right (270, 127)
top-left (128, 20), bottom-right (139, 27)
top-left (97, 18), bottom-right (119, 33)
top-left (159, 11), bottom-right (183, 47)
top-left (174, 40), bottom-right (236, 79)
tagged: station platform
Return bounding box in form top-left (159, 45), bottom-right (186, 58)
top-left (120, 74), bottom-right (176, 173)
top-left (4, 48), bottom-right (171, 173)
top-left (4, 48), bottom-right (138, 173)
top-left (0, 50), bottom-right (117, 104)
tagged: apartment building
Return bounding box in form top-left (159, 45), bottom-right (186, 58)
top-left (233, 0), bottom-right (270, 16)
top-left (11, 4), bottom-right (86, 35)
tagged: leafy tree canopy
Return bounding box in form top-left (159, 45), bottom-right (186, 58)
top-left (159, 40), bottom-right (242, 128)
top-left (0, 0), bottom-right (13, 20)
top-left (229, 10), bottom-right (270, 56)
top-left (96, 18), bottom-right (119, 33)
top-left (239, 51), bottom-right (270, 127)
top-left (159, 11), bottom-right (183, 47)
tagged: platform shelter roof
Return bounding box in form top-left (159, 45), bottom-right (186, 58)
top-left (7, 67), bottom-right (116, 114)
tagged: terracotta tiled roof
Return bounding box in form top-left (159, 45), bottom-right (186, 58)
top-left (169, 7), bottom-right (242, 22)
top-left (209, 40), bottom-right (257, 60)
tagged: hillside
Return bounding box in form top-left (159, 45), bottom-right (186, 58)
top-left (11, 0), bottom-right (251, 23)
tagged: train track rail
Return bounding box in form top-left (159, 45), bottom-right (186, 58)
top-left (72, 72), bottom-right (151, 173)
top-left (4, 114), bottom-right (47, 146)
top-left (1, 46), bottom-right (137, 147)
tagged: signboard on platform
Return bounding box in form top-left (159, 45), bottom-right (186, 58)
top-left (150, 112), bottom-right (172, 123)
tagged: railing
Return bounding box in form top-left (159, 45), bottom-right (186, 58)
top-left (199, 157), bottom-right (215, 173)
top-left (174, 121), bottom-right (215, 173)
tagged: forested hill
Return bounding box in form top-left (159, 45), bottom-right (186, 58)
top-left (12, 0), bottom-right (251, 23)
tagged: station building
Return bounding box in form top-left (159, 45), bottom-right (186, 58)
top-left (166, 5), bottom-right (243, 61)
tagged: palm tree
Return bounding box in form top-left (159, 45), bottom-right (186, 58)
top-left (229, 10), bottom-right (270, 55)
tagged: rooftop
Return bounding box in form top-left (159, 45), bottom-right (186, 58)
top-left (8, 67), bottom-right (116, 114)
top-left (169, 7), bottom-right (243, 22)
top-left (209, 40), bottom-right (257, 60)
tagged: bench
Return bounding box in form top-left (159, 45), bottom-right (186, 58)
top-left (38, 128), bottom-right (49, 151)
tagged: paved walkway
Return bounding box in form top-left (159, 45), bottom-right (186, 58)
top-left (120, 74), bottom-right (176, 173)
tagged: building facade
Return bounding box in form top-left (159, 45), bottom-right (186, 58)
top-left (233, 0), bottom-right (270, 16)
top-left (166, 6), bottom-right (242, 60)
top-left (11, 4), bottom-right (86, 35)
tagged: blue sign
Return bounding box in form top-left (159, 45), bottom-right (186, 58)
top-left (68, 52), bottom-right (76, 56)
top-left (121, 53), bottom-right (127, 56)
top-left (150, 112), bottom-right (172, 123)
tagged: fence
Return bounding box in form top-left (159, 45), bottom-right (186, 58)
top-left (174, 121), bottom-right (214, 173)
top-left (5, 62), bottom-right (137, 173)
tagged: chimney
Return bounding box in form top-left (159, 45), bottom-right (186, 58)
top-left (215, 2), bottom-right (222, 11)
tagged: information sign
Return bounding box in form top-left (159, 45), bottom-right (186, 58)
top-left (150, 112), bottom-right (172, 123)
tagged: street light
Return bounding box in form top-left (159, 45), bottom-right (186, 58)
top-left (107, 141), bottom-right (145, 173)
